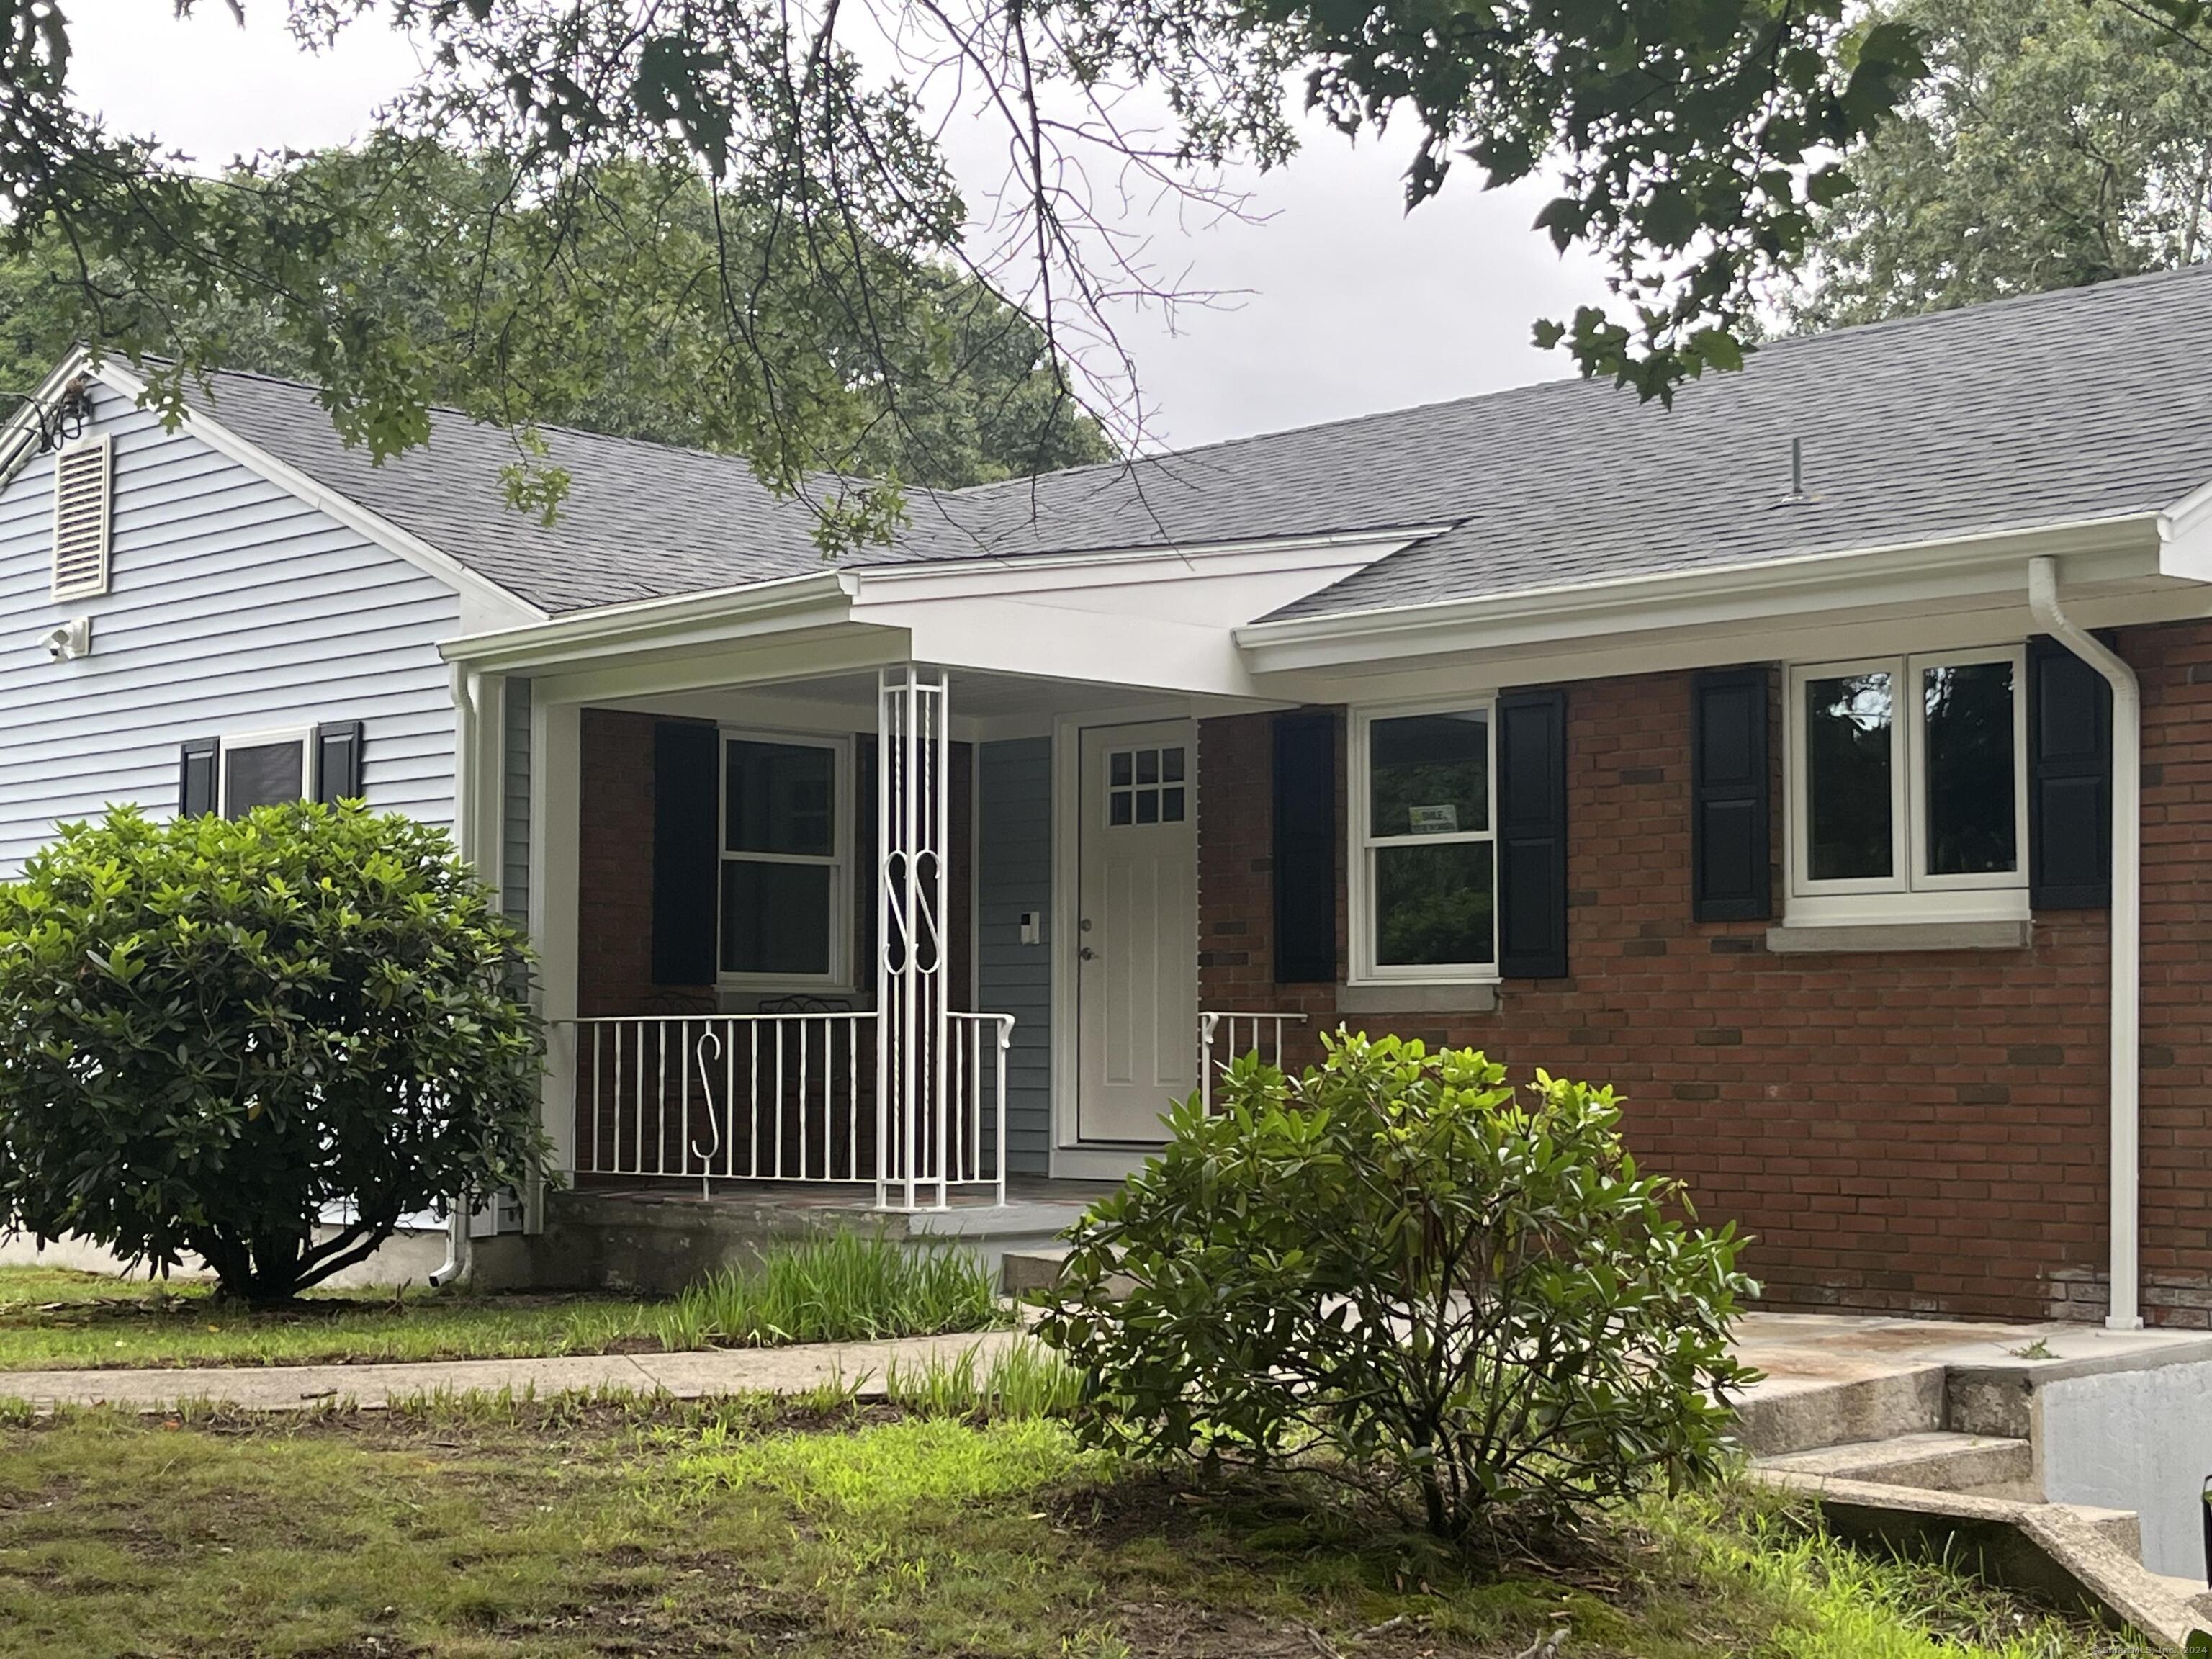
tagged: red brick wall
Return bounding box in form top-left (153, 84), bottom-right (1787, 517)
top-left (575, 710), bottom-right (973, 1017)
top-left (577, 709), bottom-right (665, 1017)
top-left (1197, 619), bottom-right (2212, 1326)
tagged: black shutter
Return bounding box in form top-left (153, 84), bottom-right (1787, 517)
top-left (1272, 713), bottom-right (1336, 984)
top-left (178, 738), bottom-right (217, 817)
top-left (2028, 635), bottom-right (2113, 910)
top-left (313, 720), bottom-right (365, 806)
top-left (1496, 688), bottom-right (1568, 979)
top-left (1691, 668), bottom-right (1771, 922)
top-left (652, 719), bottom-right (721, 985)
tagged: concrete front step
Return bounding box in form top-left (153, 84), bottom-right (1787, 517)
top-left (1731, 1364), bottom-right (1946, 1459)
top-left (1001, 1246), bottom-right (1076, 1297)
top-left (1758, 1430), bottom-right (2038, 1502)
top-left (1755, 1468), bottom-right (2212, 1647)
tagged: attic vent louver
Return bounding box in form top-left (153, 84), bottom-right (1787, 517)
top-left (50, 435), bottom-right (113, 600)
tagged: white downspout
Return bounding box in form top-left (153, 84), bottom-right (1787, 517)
top-left (428, 665), bottom-right (485, 1290)
top-left (2027, 556), bottom-right (2142, 1331)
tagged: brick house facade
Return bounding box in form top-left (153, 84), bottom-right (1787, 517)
top-left (1196, 616), bottom-right (2212, 1327)
top-left (575, 707), bottom-right (974, 1020)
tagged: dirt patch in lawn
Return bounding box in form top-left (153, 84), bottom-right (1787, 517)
top-left (0, 1403), bottom-right (2136, 1659)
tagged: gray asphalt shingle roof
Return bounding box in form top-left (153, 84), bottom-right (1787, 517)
top-left (187, 262), bottom-right (2212, 620)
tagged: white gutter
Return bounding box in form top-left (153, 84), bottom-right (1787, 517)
top-left (428, 664), bottom-right (487, 1290)
top-left (1236, 511), bottom-right (2167, 670)
top-left (2028, 555), bottom-right (2142, 1332)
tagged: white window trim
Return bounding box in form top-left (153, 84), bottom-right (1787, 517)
top-left (1785, 645), bottom-right (2029, 927)
top-left (215, 724), bottom-right (314, 819)
top-left (1348, 698), bottom-right (1501, 986)
top-left (716, 727), bottom-right (854, 994)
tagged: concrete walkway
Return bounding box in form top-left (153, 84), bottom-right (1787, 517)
top-left (0, 1328), bottom-right (1030, 1413)
top-left (9, 1307), bottom-right (2211, 1419)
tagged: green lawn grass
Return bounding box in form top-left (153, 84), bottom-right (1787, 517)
top-left (0, 1390), bottom-right (2131, 1659)
top-left (0, 1233), bottom-right (1012, 1372)
top-left (0, 1264), bottom-right (660, 1370)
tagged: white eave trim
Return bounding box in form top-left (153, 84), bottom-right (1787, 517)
top-left (0, 347), bottom-right (95, 485)
top-left (441, 524), bottom-right (1439, 676)
top-left (1234, 510), bottom-right (2177, 672)
top-left (441, 570), bottom-right (860, 671)
top-left (843, 524), bottom-right (1449, 597)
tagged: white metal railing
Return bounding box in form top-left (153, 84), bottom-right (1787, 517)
top-left (556, 1007), bottom-right (1010, 1206)
top-left (1198, 1010), bottom-right (1308, 1111)
top-left (939, 1011), bottom-right (1013, 1208)
top-left (562, 1012), bottom-right (877, 1194)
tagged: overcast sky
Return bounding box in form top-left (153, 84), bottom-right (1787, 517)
top-left (67, 3), bottom-right (1609, 451)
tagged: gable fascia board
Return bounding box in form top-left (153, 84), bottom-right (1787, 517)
top-left (78, 358), bottom-right (547, 629)
top-left (0, 346), bottom-right (96, 488)
top-left (2157, 474), bottom-right (2212, 579)
top-left (843, 526), bottom-right (1444, 602)
top-left (442, 570), bottom-right (860, 674)
top-left (1235, 513), bottom-right (2172, 675)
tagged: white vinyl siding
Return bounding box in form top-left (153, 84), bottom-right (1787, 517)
top-left (0, 382), bottom-right (462, 875)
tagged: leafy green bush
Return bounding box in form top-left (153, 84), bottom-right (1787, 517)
top-left (658, 1231), bottom-right (1009, 1348)
top-left (1036, 1033), bottom-right (1759, 1539)
top-left (0, 803), bottom-right (548, 1303)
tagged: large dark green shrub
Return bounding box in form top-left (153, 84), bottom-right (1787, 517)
top-left (1037, 1033), bottom-right (1758, 1539)
top-left (0, 803), bottom-right (549, 1302)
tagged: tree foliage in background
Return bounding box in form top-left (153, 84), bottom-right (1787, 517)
top-left (0, 803), bottom-right (549, 1304)
top-left (0, 145), bottom-right (1111, 516)
top-left (0, 0), bottom-right (2204, 536)
top-left (1790, 0), bottom-right (2212, 328)
top-left (1038, 1035), bottom-right (1758, 1541)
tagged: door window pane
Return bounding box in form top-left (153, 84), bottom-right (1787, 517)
top-left (719, 861), bottom-right (833, 976)
top-left (1805, 671), bottom-right (1894, 881)
top-left (224, 742), bottom-right (302, 818)
top-left (1374, 841), bottom-right (1496, 967)
top-left (1370, 711), bottom-right (1488, 839)
top-left (1923, 660), bottom-right (2017, 875)
top-left (726, 740), bottom-right (834, 856)
top-left (1107, 746), bottom-right (1184, 830)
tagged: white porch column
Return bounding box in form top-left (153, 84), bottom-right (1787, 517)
top-left (529, 699), bottom-right (583, 1223)
top-left (876, 665), bottom-right (952, 1210)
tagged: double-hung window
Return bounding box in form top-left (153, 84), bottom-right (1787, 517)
top-left (1350, 703), bottom-right (1497, 981)
top-left (1787, 646), bottom-right (2028, 923)
top-left (719, 732), bottom-right (850, 986)
top-left (218, 725), bottom-right (313, 818)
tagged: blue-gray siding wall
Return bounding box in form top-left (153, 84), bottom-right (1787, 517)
top-left (978, 737), bottom-right (1053, 1174)
top-left (501, 676), bottom-right (532, 927)
top-left (0, 382), bottom-right (462, 876)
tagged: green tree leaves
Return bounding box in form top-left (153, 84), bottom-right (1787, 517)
top-left (0, 803), bottom-right (549, 1303)
top-left (1791, 0), bottom-right (2212, 328)
top-left (1037, 1033), bottom-right (1759, 1539)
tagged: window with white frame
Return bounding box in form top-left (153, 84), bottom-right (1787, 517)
top-left (1351, 703), bottom-right (1497, 981)
top-left (1787, 646), bottom-right (2028, 922)
top-left (219, 725), bottom-right (313, 819)
top-left (719, 732), bottom-right (849, 984)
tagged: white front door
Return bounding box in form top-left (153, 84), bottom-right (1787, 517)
top-left (1075, 720), bottom-right (1199, 1143)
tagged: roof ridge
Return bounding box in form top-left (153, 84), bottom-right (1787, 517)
top-left (942, 263), bottom-right (2212, 498)
top-left (161, 261), bottom-right (2212, 503)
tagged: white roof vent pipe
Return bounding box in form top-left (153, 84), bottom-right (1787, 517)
top-left (2027, 554), bottom-right (2141, 1332)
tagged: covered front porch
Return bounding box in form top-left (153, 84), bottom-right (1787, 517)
top-left (443, 547), bottom-right (1359, 1238)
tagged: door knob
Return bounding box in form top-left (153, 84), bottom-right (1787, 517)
top-left (1079, 945), bottom-right (1097, 961)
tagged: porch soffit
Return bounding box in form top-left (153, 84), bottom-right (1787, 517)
top-left (448, 530), bottom-right (1418, 704)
